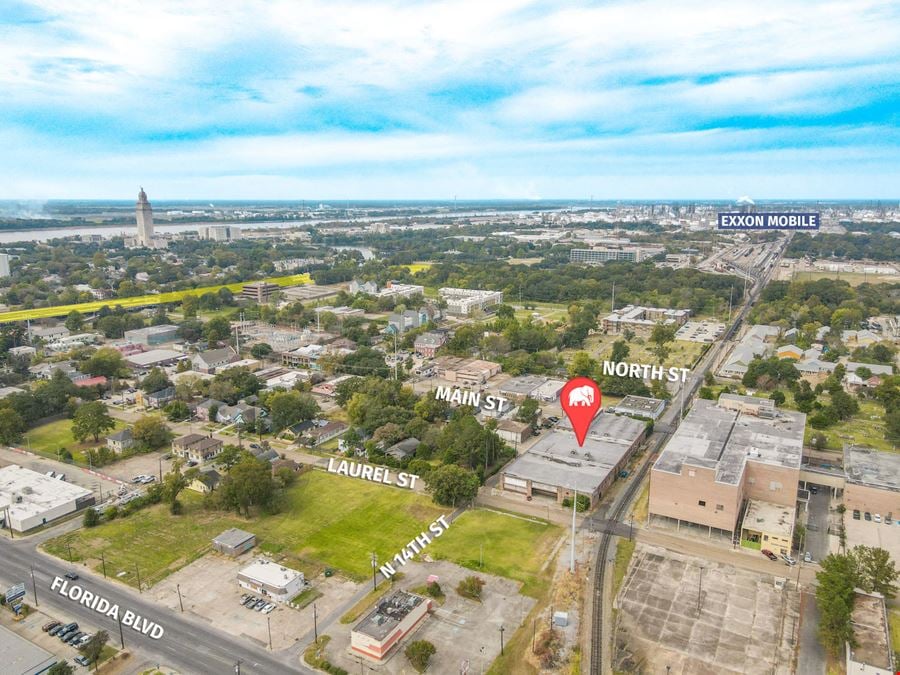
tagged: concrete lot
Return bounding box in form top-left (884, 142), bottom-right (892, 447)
top-left (0, 602), bottom-right (103, 674)
top-left (0, 446), bottom-right (115, 500)
top-left (321, 560), bottom-right (533, 674)
top-left (615, 544), bottom-right (799, 675)
top-left (845, 515), bottom-right (900, 561)
top-left (150, 552), bottom-right (358, 652)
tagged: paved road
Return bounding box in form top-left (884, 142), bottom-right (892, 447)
top-left (0, 535), bottom-right (314, 674)
top-left (797, 590), bottom-right (826, 675)
top-left (804, 487), bottom-right (832, 562)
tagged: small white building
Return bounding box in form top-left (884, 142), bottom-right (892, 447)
top-left (0, 465), bottom-right (95, 532)
top-left (237, 559), bottom-right (305, 603)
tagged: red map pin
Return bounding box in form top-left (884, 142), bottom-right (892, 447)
top-left (560, 376), bottom-right (602, 447)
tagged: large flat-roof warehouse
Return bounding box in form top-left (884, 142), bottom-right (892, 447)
top-left (0, 465), bottom-right (95, 532)
top-left (1, 625), bottom-right (58, 675)
top-left (502, 412), bottom-right (647, 506)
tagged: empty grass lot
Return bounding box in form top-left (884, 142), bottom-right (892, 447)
top-left (44, 470), bottom-right (443, 587)
top-left (429, 508), bottom-right (562, 597)
top-left (24, 417), bottom-right (126, 465)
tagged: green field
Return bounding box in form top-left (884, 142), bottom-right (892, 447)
top-left (429, 508), bottom-right (561, 597)
top-left (24, 418), bottom-right (126, 464)
top-left (0, 273), bottom-right (311, 323)
top-left (807, 399), bottom-right (894, 452)
top-left (793, 271), bottom-right (900, 286)
top-left (579, 334), bottom-right (708, 371)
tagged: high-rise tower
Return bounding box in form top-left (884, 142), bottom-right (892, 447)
top-left (136, 187), bottom-right (154, 246)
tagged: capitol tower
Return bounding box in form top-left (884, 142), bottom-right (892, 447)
top-left (136, 187), bottom-right (154, 246)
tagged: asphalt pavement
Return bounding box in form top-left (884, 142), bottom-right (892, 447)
top-left (797, 590), bottom-right (826, 675)
top-left (0, 535), bottom-right (314, 674)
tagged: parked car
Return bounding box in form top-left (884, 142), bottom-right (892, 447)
top-left (809, 485), bottom-right (818, 494)
top-left (761, 549), bottom-right (778, 561)
top-left (77, 633), bottom-right (93, 646)
top-left (65, 631), bottom-right (84, 645)
top-left (64, 571), bottom-right (79, 581)
top-left (262, 603), bottom-right (275, 614)
top-left (781, 554), bottom-right (797, 566)
top-left (45, 470), bottom-right (56, 478)
top-left (42, 621), bottom-right (60, 632)
top-left (249, 443), bottom-right (260, 449)
top-left (74, 655), bottom-right (92, 667)
top-left (132, 475), bottom-right (144, 483)
top-left (48, 625), bottom-right (66, 637)
top-left (254, 599), bottom-right (267, 611)
top-left (240, 593), bottom-right (250, 604)
top-left (804, 552), bottom-right (812, 563)
top-left (865, 512), bottom-right (872, 521)
top-left (887, 513), bottom-right (894, 525)
top-left (243, 596), bottom-right (258, 607)
top-left (186, 461), bottom-right (198, 468)
top-left (875, 514), bottom-right (883, 523)
top-left (853, 509), bottom-right (861, 520)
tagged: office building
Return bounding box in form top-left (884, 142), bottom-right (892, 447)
top-left (439, 287), bottom-right (503, 315)
top-left (124, 324), bottom-right (179, 346)
top-left (199, 225), bottom-right (241, 241)
top-left (0, 465), bottom-right (95, 532)
top-left (0, 253), bottom-right (10, 278)
top-left (649, 396), bottom-right (805, 547)
top-left (351, 590), bottom-right (431, 661)
top-left (570, 245), bottom-right (665, 264)
top-left (242, 282), bottom-right (281, 303)
top-left (601, 305), bottom-right (690, 335)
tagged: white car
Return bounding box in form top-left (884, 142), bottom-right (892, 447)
top-left (262, 603), bottom-right (275, 614)
top-left (874, 514), bottom-right (882, 523)
top-left (781, 554), bottom-right (797, 566)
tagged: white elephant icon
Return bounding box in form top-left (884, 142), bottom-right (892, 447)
top-left (567, 385), bottom-right (595, 407)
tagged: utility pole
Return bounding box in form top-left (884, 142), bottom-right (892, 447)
top-left (370, 552), bottom-right (378, 591)
top-left (267, 615), bottom-right (272, 650)
top-left (234, 661), bottom-right (242, 675)
top-left (313, 603), bottom-right (318, 643)
top-left (499, 625), bottom-right (505, 655)
top-left (100, 552), bottom-right (107, 579)
top-left (177, 584), bottom-right (184, 612)
top-left (697, 566), bottom-right (704, 614)
top-left (118, 615), bottom-right (125, 649)
top-left (135, 563), bottom-right (142, 593)
top-left (30, 565), bottom-right (38, 607)
top-left (570, 488), bottom-right (577, 573)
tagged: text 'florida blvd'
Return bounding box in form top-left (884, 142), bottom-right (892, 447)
top-left (326, 458), bottom-right (420, 489)
top-left (378, 514), bottom-right (451, 579)
top-left (51, 576), bottom-right (165, 639)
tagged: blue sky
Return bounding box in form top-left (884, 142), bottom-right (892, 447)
top-left (1, 0), bottom-right (899, 199)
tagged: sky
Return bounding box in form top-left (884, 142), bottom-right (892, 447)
top-left (1, 0), bottom-right (899, 200)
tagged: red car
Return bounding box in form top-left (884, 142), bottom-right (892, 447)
top-left (761, 549), bottom-right (778, 561)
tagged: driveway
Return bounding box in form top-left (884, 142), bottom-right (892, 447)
top-left (803, 485), bottom-right (831, 562)
top-left (797, 590), bottom-right (826, 675)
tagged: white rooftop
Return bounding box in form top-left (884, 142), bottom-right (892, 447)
top-left (0, 465), bottom-right (93, 521)
top-left (239, 559), bottom-right (303, 589)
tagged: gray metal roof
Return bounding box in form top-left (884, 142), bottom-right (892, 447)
top-left (844, 445), bottom-right (900, 492)
top-left (213, 528), bottom-right (256, 547)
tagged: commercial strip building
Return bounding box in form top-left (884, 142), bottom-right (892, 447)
top-left (648, 395), bottom-right (805, 546)
top-left (847, 591), bottom-right (894, 675)
top-left (237, 559), bottom-right (305, 603)
top-left (126, 348), bottom-right (185, 370)
top-left (601, 305), bottom-right (690, 335)
top-left (569, 245), bottom-right (665, 264)
top-left (1, 625), bottom-right (58, 675)
top-left (496, 374), bottom-right (564, 402)
top-left (0, 465), bottom-right (95, 532)
top-left (350, 590), bottom-right (431, 661)
top-left (501, 413), bottom-right (647, 507)
top-left (612, 395), bottom-right (666, 421)
top-left (438, 287), bottom-right (503, 315)
top-left (123, 324), bottom-right (179, 346)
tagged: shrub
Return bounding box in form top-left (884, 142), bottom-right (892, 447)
top-left (425, 581), bottom-right (443, 598)
top-left (457, 576), bottom-right (485, 601)
top-left (405, 640), bottom-right (436, 673)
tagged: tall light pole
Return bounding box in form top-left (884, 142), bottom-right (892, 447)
top-left (370, 552), bottom-right (378, 592)
top-left (697, 566), bottom-right (704, 614)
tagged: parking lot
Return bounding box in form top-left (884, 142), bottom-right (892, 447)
top-left (322, 560), bottom-right (533, 674)
top-left (803, 484), bottom-right (835, 562)
top-left (615, 544), bottom-right (799, 675)
top-left (845, 512), bottom-right (900, 561)
top-left (151, 552), bottom-right (358, 651)
top-left (0, 602), bottom-right (102, 673)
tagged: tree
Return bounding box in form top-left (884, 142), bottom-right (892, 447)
top-left (405, 640), bottom-right (436, 673)
top-left (71, 401), bottom-right (116, 443)
top-left (610, 340), bottom-right (630, 363)
top-left (164, 400), bottom-right (191, 422)
top-left (250, 343), bottom-right (273, 359)
top-left (82, 346), bottom-right (129, 379)
top-left (83, 507), bottom-right (100, 527)
top-left (79, 630), bottom-right (109, 667)
top-left (649, 322), bottom-right (677, 364)
top-left (424, 465), bottom-right (479, 506)
top-left (515, 397), bottom-right (540, 427)
top-left (816, 553), bottom-right (857, 656)
top-left (698, 386), bottom-right (715, 400)
top-left (65, 310), bottom-right (84, 332)
top-left (809, 432), bottom-right (828, 449)
top-left (770, 390), bottom-right (786, 405)
top-left (181, 294), bottom-right (199, 318)
top-left (704, 370), bottom-right (715, 386)
top-left (568, 351), bottom-right (597, 378)
top-left (140, 367), bottom-right (172, 394)
top-left (216, 444), bottom-right (244, 470)
top-left (162, 465), bottom-right (188, 512)
top-left (204, 316), bottom-right (231, 343)
top-left (267, 390), bottom-right (319, 432)
top-left (0, 408), bottom-right (26, 445)
top-left (48, 663), bottom-right (75, 675)
top-left (650, 379), bottom-right (671, 401)
top-left (850, 545), bottom-right (899, 599)
top-left (132, 415), bottom-right (171, 450)
top-left (216, 456), bottom-right (278, 516)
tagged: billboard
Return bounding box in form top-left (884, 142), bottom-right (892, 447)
top-left (5, 582), bottom-right (25, 604)
top-left (717, 212), bottom-right (820, 230)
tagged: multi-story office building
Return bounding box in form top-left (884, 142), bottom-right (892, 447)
top-left (438, 287), bottom-right (503, 315)
top-left (570, 245), bottom-right (665, 264)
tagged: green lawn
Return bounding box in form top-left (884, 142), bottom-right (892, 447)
top-left (889, 609), bottom-right (900, 654)
top-left (24, 418), bottom-right (126, 465)
top-left (429, 508), bottom-right (562, 597)
top-left (579, 334), bottom-right (708, 370)
top-left (45, 470), bottom-right (444, 587)
top-left (793, 271), bottom-right (900, 286)
top-left (806, 398), bottom-right (894, 452)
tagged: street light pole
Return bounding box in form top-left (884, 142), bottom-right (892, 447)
top-left (313, 603), bottom-right (318, 644)
top-left (30, 565), bottom-right (38, 607)
top-left (370, 552), bottom-right (378, 592)
top-left (697, 566), bottom-right (704, 614)
top-left (176, 584), bottom-right (184, 612)
top-left (499, 625), bottom-right (505, 655)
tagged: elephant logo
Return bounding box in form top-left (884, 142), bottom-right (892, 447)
top-left (567, 385), bottom-right (595, 407)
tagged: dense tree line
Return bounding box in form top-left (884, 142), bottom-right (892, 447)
top-left (787, 232), bottom-right (900, 262)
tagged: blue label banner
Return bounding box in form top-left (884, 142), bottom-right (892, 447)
top-left (717, 212), bottom-right (820, 230)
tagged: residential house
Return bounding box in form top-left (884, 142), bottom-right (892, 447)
top-left (106, 429), bottom-right (134, 453)
top-left (302, 420), bottom-right (349, 447)
top-left (192, 347), bottom-right (239, 374)
top-left (775, 344), bottom-right (803, 360)
top-left (495, 420), bottom-right (532, 445)
top-left (414, 332), bottom-right (446, 358)
top-left (188, 469), bottom-right (221, 494)
top-left (795, 358), bottom-right (836, 385)
top-left (386, 309), bottom-right (427, 335)
top-left (138, 386), bottom-right (176, 409)
top-left (172, 434), bottom-right (224, 463)
top-left (195, 398), bottom-right (226, 422)
top-left (217, 402), bottom-right (265, 427)
top-left (385, 438), bottom-right (420, 461)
